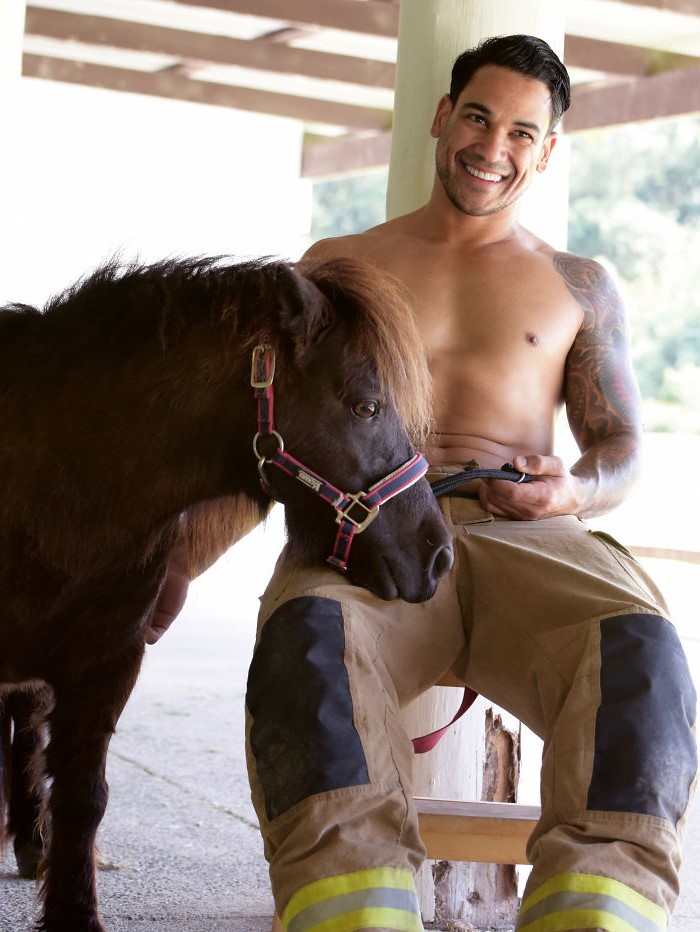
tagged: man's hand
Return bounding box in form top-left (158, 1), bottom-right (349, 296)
top-left (478, 454), bottom-right (582, 520)
top-left (146, 561), bottom-right (190, 645)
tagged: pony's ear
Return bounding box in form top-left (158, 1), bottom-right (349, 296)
top-left (277, 266), bottom-right (334, 350)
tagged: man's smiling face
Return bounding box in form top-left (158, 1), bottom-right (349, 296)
top-left (431, 64), bottom-right (558, 218)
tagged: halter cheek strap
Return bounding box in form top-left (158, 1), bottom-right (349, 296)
top-left (251, 343), bottom-right (428, 572)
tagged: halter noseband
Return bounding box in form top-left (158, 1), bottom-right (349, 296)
top-left (251, 343), bottom-right (429, 573)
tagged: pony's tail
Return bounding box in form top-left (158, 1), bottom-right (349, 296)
top-left (0, 694), bottom-right (11, 857)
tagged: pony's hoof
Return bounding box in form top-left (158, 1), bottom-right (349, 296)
top-left (14, 840), bottom-right (42, 879)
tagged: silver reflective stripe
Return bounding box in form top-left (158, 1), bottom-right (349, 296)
top-left (517, 889), bottom-right (664, 932)
top-left (287, 886), bottom-right (421, 932)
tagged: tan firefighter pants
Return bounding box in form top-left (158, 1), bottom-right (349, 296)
top-left (246, 489), bottom-right (697, 932)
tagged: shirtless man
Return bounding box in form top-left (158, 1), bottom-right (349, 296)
top-left (244, 35), bottom-right (697, 932)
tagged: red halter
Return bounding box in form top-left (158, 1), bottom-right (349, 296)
top-left (251, 343), bottom-right (429, 573)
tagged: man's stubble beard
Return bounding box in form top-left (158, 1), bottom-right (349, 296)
top-left (435, 159), bottom-right (522, 218)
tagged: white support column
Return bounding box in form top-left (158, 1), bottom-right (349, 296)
top-left (388, 1), bottom-right (567, 924)
top-left (1, 1), bottom-right (27, 146)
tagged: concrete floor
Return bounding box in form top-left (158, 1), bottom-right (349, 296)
top-left (2, 486), bottom-right (699, 931)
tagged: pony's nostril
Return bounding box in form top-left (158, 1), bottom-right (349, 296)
top-left (431, 543), bottom-right (454, 578)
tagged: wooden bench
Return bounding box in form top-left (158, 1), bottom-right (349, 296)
top-left (415, 796), bottom-right (539, 864)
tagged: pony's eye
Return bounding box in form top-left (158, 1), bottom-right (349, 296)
top-left (352, 399), bottom-right (380, 419)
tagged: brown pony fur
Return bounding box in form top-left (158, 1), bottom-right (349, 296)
top-left (1, 256), bottom-right (432, 579)
top-left (0, 254), bottom-right (450, 932)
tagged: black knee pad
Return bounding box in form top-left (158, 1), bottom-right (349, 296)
top-left (247, 596), bottom-right (370, 821)
top-left (588, 613), bottom-right (697, 824)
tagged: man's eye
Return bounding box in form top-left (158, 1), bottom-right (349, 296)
top-left (352, 400), bottom-right (379, 419)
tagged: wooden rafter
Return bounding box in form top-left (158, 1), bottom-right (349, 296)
top-left (167, 0), bottom-right (400, 37)
top-left (22, 54), bottom-right (393, 131)
top-left (606, 0), bottom-right (700, 14)
top-left (20, 0), bottom-right (700, 176)
top-left (568, 62), bottom-right (700, 131)
top-left (24, 7), bottom-right (396, 90)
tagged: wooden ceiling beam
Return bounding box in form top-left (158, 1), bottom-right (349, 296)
top-left (21, 54), bottom-right (393, 132)
top-left (565, 35), bottom-right (651, 76)
top-left (24, 8), bottom-right (396, 89)
top-left (593, 0), bottom-right (700, 15)
top-left (567, 63), bottom-right (700, 131)
top-left (301, 131), bottom-right (392, 177)
top-left (565, 34), bottom-right (700, 77)
top-left (24, 4), bottom-right (700, 101)
top-left (168, 0), bottom-right (400, 37)
top-left (171, 0), bottom-right (694, 37)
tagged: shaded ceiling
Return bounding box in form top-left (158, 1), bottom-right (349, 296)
top-left (22, 0), bottom-right (700, 177)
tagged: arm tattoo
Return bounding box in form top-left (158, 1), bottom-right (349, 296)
top-left (553, 252), bottom-right (641, 466)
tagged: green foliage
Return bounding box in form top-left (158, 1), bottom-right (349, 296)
top-left (568, 118), bottom-right (700, 431)
top-left (310, 169), bottom-right (388, 240)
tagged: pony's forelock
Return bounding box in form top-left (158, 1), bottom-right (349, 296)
top-left (301, 258), bottom-right (433, 446)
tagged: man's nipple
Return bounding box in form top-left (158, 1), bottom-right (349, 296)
top-left (525, 331), bottom-right (540, 346)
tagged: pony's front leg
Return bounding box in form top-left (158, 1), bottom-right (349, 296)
top-left (38, 652), bottom-right (143, 932)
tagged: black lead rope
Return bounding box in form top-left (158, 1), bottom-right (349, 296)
top-left (430, 462), bottom-right (532, 497)
top-left (413, 461), bottom-right (533, 754)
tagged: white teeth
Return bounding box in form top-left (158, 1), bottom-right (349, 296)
top-left (465, 164), bottom-right (503, 183)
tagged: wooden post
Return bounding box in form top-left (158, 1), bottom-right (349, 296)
top-left (389, 1), bottom-right (566, 926)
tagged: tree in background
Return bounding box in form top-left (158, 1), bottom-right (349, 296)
top-left (568, 118), bottom-right (700, 433)
top-left (311, 169), bottom-right (388, 239)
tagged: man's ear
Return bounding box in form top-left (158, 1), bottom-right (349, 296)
top-left (536, 131), bottom-right (558, 173)
top-left (430, 94), bottom-right (453, 139)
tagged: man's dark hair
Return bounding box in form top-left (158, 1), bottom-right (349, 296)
top-left (449, 34), bottom-right (571, 130)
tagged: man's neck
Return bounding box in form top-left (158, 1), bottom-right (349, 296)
top-left (412, 184), bottom-right (522, 248)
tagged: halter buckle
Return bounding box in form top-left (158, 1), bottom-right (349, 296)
top-left (335, 493), bottom-right (379, 532)
top-left (250, 343), bottom-right (276, 389)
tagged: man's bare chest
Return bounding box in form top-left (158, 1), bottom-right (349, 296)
top-left (351, 237), bottom-right (583, 359)
top-left (407, 271), bottom-right (581, 361)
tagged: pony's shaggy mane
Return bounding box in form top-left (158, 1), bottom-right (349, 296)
top-left (26, 255), bottom-right (265, 354)
top-left (15, 254), bottom-right (432, 446)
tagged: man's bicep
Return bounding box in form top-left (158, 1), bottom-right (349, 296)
top-left (565, 325), bottom-right (642, 453)
top-left (555, 253), bottom-right (642, 451)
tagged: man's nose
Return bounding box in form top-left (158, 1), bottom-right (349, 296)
top-left (474, 128), bottom-right (507, 164)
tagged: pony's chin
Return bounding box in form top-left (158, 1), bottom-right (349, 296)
top-left (348, 557), bottom-right (448, 604)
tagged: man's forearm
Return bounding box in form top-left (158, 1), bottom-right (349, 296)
top-left (570, 431), bottom-right (643, 518)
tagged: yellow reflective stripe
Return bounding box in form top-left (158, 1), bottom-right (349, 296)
top-left (518, 909), bottom-right (641, 932)
top-left (282, 868), bottom-right (421, 932)
top-left (283, 867), bottom-right (415, 920)
top-left (289, 907), bottom-right (423, 932)
top-left (517, 872), bottom-right (666, 932)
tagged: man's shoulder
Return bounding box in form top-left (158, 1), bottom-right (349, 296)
top-left (300, 231), bottom-right (375, 264)
top-left (521, 233), bottom-right (616, 285)
top-left (548, 248), bottom-right (619, 290)
top-left (300, 215), bottom-right (419, 266)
